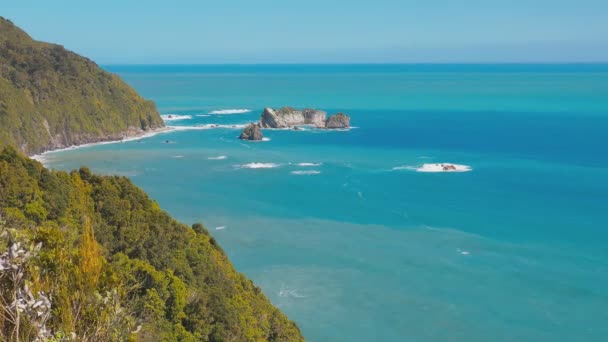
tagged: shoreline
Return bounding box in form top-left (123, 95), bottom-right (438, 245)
top-left (30, 126), bottom-right (175, 164)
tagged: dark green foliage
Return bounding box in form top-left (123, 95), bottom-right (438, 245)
top-left (0, 146), bottom-right (304, 341)
top-left (192, 222), bottom-right (209, 236)
top-left (0, 17), bottom-right (164, 155)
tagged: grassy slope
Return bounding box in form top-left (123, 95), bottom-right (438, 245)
top-left (0, 17), bottom-right (164, 155)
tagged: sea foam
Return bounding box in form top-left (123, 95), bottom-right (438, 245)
top-left (161, 114), bottom-right (192, 121)
top-left (392, 163), bottom-right (472, 173)
top-left (278, 286), bottom-right (306, 298)
top-left (209, 109), bottom-right (251, 115)
top-left (416, 163), bottom-right (472, 173)
top-left (168, 123), bottom-right (247, 130)
top-left (208, 155), bottom-right (227, 160)
top-left (297, 162), bottom-right (322, 167)
top-left (291, 170), bottom-right (321, 175)
top-left (240, 163), bottom-right (281, 169)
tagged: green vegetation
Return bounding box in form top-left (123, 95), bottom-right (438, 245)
top-left (0, 17), bottom-right (164, 155)
top-left (0, 17), bottom-right (302, 341)
top-left (0, 146), bottom-right (303, 341)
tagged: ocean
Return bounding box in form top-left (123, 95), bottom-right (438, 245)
top-left (39, 64), bottom-right (608, 341)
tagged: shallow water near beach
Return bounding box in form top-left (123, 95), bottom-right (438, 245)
top-left (41, 64), bottom-right (608, 341)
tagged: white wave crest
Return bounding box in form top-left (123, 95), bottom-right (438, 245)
top-left (208, 155), bottom-right (227, 160)
top-left (240, 163), bottom-right (281, 169)
top-left (209, 109), bottom-right (251, 115)
top-left (291, 170), bottom-right (321, 175)
top-left (196, 114), bottom-right (211, 117)
top-left (168, 124), bottom-right (247, 130)
top-left (161, 114), bottom-right (192, 121)
top-left (297, 162), bottom-right (321, 167)
top-left (392, 163), bottom-right (472, 173)
top-left (457, 248), bottom-right (471, 255)
top-left (241, 137), bottom-right (271, 142)
top-left (417, 163), bottom-right (472, 173)
top-left (215, 226), bottom-right (226, 230)
top-left (278, 286), bottom-right (306, 298)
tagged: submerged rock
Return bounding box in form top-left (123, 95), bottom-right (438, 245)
top-left (239, 123), bottom-right (263, 140)
top-left (260, 107), bottom-right (326, 128)
top-left (325, 112), bottom-right (351, 129)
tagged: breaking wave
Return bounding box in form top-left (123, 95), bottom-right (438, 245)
top-left (240, 163), bottom-right (281, 169)
top-left (167, 124), bottom-right (247, 130)
top-left (392, 163), bottom-right (472, 173)
top-left (209, 109), bottom-right (251, 115)
top-left (416, 163), bottom-right (472, 173)
top-left (161, 114), bottom-right (192, 121)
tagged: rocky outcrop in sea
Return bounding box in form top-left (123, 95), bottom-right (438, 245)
top-left (259, 107), bottom-right (351, 129)
top-left (239, 123), bottom-right (263, 140)
top-left (325, 113), bottom-right (351, 129)
top-left (260, 107), bottom-right (327, 128)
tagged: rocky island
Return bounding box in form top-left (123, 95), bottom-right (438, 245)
top-left (260, 107), bottom-right (327, 128)
top-left (239, 107), bottom-right (351, 139)
top-left (239, 122), bottom-right (264, 140)
top-left (325, 112), bottom-right (351, 129)
top-left (260, 107), bottom-right (351, 129)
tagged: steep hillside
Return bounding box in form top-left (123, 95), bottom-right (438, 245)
top-left (0, 146), bottom-right (303, 341)
top-left (0, 17), bottom-right (164, 155)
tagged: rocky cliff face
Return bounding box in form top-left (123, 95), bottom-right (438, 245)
top-left (260, 107), bottom-right (327, 128)
top-left (325, 112), bottom-right (351, 129)
top-left (239, 123), bottom-right (263, 140)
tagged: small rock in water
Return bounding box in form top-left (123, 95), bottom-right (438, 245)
top-left (239, 123), bottom-right (263, 141)
top-left (325, 112), bottom-right (351, 129)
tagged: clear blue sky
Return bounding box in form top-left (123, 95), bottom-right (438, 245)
top-left (4, 0), bottom-right (608, 64)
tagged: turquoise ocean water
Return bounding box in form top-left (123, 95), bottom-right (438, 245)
top-left (41, 64), bottom-right (608, 341)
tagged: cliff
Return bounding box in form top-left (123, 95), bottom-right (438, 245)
top-left (0, 17), bottom-right (164, 155)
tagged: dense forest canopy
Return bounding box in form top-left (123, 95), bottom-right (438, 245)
top-left (0, 146), bottom-right (303, 341)
top-left (0, 17), bottom-right (164, 155)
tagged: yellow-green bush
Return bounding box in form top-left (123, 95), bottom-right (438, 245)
top-left (0, 146), bottom-right (304, 341)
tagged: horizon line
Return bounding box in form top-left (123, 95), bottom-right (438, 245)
top-left (100, 61), bottom-right (608, 66)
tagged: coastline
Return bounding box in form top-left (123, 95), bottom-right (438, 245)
top-left (30, 126), bottom-right (175, 164)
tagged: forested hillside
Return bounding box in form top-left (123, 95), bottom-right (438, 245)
top-left (0, 146), bottom-right (303, 341)
top-left (0, 17), bottom-right (164, 155)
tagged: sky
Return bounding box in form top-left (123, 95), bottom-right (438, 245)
top-left (3, 0), bottom-right (608, 64)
